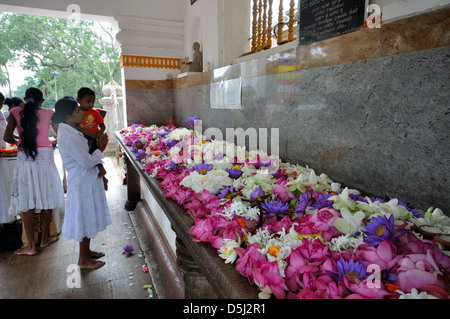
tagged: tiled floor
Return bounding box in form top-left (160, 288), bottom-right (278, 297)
top-left (0, 156), bottom-right (157, 299)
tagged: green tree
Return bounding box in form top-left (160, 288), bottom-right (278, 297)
top-left (0, 12), bottom-right (121, 106)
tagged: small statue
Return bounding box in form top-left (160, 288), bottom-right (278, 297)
top-left (180, 42), bottom-right (203, 73)
top-left (190, 42), bottom-right (203, 72)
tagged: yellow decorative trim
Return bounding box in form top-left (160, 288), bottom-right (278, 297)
top-left (120, 55), bottom-right (181, 69)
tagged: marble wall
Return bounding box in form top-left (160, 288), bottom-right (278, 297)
top-left (124, 7), bottom-right (450, 212)
top-left (173, 45), bottom-right (449, 212)
top-left (125, 80), bottom-right (174, 127)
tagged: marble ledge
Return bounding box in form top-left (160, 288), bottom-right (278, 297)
top-left (125, 6), bottom-right (449, 91)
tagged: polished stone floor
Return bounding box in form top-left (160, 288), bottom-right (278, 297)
top-left (0, 156), bottom-right (158, 299)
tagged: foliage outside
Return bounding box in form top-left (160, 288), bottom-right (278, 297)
top-left (0, 12), bottom-right (121, 108)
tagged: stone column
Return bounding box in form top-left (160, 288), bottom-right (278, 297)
top-left (99, 80), bottom-right (124, 156)
top-left (174, 236), bottom-right (218, 299)
top-left (123, 153), bottom-right (141, 211)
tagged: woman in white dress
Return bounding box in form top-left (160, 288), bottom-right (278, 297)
top-left (3, 88), bottom-right (65, 255)
top-left (52, 97), bottom-right (111, 269)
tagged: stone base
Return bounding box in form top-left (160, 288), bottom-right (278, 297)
top-left (130, 201), bottom-right (185, 299)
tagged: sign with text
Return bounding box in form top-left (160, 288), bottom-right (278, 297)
top-left (210, 78), bottom-right (242, 110)
top-left (299, 0), bottom-right (367, 45)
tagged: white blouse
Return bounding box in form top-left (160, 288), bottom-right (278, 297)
top-left (56, 123), bottom-right (104, 186)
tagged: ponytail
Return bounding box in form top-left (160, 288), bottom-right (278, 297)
top-left (4, 97), bottom-right (24, 110)
top-left (20, 87), bottom-right (44, 160)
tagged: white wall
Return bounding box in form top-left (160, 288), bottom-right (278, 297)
top-left (369, 0), bottom-right (450, 23)
top-left (183, 0), bottom-right (250, 70)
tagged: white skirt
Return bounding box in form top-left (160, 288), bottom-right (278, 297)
top-left (62, 174), bottom-right (111, 242)
top-left (9, 148), bottom-right (65, 215)
top-left (0, 165), bottom-right (8, 223)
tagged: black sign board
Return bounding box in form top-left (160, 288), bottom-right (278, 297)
top-left (299, 0), bottom-right (366, 45)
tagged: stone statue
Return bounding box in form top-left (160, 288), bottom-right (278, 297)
top-left (190, 42), bottom-right (203, 72)
top-left (180, 42), bottom-right (203, 73)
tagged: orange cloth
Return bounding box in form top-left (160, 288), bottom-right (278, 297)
top-left (79, 109), bottom-right (103, 132)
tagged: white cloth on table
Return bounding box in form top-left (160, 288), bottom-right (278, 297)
top-left (57, 123), bottom-right (111, 242)
top-left (9, 147), bottom-right (65, 216)
top-left (0, 161), bottom-right (8, 223)
top-left (0, 111), bottom-right (6, 148)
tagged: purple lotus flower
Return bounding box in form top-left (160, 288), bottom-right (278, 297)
top-left (249, 186), bottom-right (265, 201)
top-left (132, 138), bottom-right (145, 149)
top-left (192, 163), bottom-right (213, 175)
top-left (122, 244), bottom-right (134, 255)
top-left (226, 168), bottom-right (243, 179)
top-left (165, 139), bottom-right (180, 148)
top-left (165, 161), bottom-right (177, 171)
top-left (294, 192), bottom-right (312, 214)
top-left (310, 193), bottom-right (333, 210)
top-left (185, 116), bottom-right (201, 128)
top-left (257, 160), bottom-right (272, 168)
top-left (260, 199), bottom-right (290, 217)
top-left (364, 214), bottom-right (406, 246)
top-left (218, 186), bottom-right (235, 199)
top-left (213, 153), bottom-right (226, 160)
top-left (157, 131), bottom-right (169, 137)
top-left (336, 258), bottom-right (367, 284)
top-left (136, 149), bottom-right (147, 162)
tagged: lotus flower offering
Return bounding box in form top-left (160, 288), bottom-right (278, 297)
top-left (119, 118), bottom-right (450, 299)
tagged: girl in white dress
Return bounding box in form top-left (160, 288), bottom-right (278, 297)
top-left (4, 88), bottom-right (65, 255)
top-left (52, 98), bottom-right (111, 269)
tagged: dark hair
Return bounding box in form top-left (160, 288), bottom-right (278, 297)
top-left (77, 87), bottom-right (95, 100)
top-left (51, 98), bottom-right (78, 124)
top-left (0, 92), bottom-right (4, 100)
top-left (20, 87), bottom-right (44, 160)
top-left (4, 97), bottom-right (24, 110)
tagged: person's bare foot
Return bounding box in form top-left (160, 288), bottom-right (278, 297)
top-left (79, 259), bottom-right (105, 270)
top-left (89, 250), bottom-right (105, 259)
top-left (15, 246), bottom-right (37, 256)
top-left (40, 236), bottom-right (59, 248)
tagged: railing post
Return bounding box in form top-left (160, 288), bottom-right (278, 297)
top-left (257, 0), bottom-right (263, 51)
top-left (288, 0), bottom-right (296, 42)
top-left (251, 0), bottom-right (258, 52)
top-left (262, 0), bottom-right (268, 50)
top-left (277, 0), bottom-right (284, 45)
top-left (265, 0), bottom-right (273, 49)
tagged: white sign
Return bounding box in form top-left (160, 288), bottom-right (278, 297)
top-left (210, 78), bottom-right (242, 110)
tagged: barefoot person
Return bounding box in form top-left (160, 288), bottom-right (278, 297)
top-left (51, 98), bottom-right (111, 269)
top-left (3, 87), bottom-right (64, 255)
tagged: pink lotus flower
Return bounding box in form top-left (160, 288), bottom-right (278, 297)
top-left (285, 238), bottom-right (330, 292)
top-left (264, 215), bottom-right (294, 233)
top-left (294, 207), bottom-right (341, 241)
top-left (189, 217), bottom-right (215, 242)
top-left (356, 240), bottom-right (402, 272)
top-left (343, 276), bottom-right (391, 299)
top-left (235, 243), bottom-right (266, 285)
top-left (396, 250), bottom-right (445, 292)
top-left (251, 259), bottom-right (288, 299)
top-left (273, 179), bottom-right (297, 202)
top-left (396, 232), bottom-right (450, 273)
